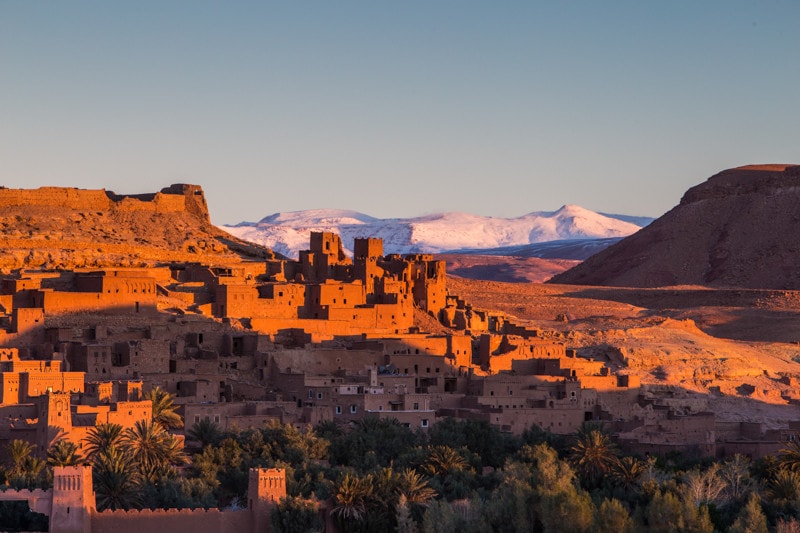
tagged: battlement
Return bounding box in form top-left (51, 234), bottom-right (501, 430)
top-left (97, 508), bottom-right (225, 516)
top-left (0, 184), bottom-right (210, 222)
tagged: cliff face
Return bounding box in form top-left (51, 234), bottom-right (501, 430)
top-left (0, 184), bottom-right (274, 270)
top-left (549, 165), bottom-right (800, 289)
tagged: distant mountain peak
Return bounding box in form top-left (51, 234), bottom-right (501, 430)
top-left (221, 206), bottom-right (652, 259)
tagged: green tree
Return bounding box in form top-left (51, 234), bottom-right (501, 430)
top-left (270, 495), bottom-right (323, 533)
top-left (479, 462), bottom-right (537, 533)
top-left (539, 486), bottom-right (595, 533)
top-left (594, 498), bottom-right (634, 533)
top-left (85, 423), bottom-right (125, 460)
top-left (6, 439), bottom-right (45, 488)
top-left (93, 446), bottom-right (142, 510)
top-left (397, 468), bottom-right (437, 509)
top-left (147, 386), bottom-right (183, 429)
top-left (6, 439), bottom-right (35, 476)
top-left (609, 456), bottom-right (645, 492)
top-left (728, 492), bottom-right (768, 533)
top-left (395, 494), bottom-right (417, 533)
top-left (779, 436), bottom-right (800, 473)
top-left (331, 472), bottom-right (374, 531)
top-left (123, 419), bottom-right (187, 482)
top-left (47, 439), bottom-right (84, 467)
top-left (186, 417), bottom-right (223, 450)
top-left (569, 426), bottom-right (619, 489)
top-left (421, 499), bottom-right (462, 533)
top-left (646, 489), bottom-right (713, 533)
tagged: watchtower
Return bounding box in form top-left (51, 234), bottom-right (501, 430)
top-left (50, 465), bottom-right (95, 533)
top-left (248, 467), bottom-right (286, 533)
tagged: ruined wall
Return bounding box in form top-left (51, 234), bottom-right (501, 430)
top-left (0, 184), bottom-right (210, 220)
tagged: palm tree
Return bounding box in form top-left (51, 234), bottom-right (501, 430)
top-left (569, 428), bottom-right (619, 489)
top-left (6, 440), bottom-right (45, 489)
top-left (609, 456), bottom-right (645, 491)
top-left (187, 417), bottom-right (222, 450)
top-left (6, 439), bottom-right (35, 475)
top-left (47, 439), bottom-right (84, 467)
top-left (778, 436), bottom-right (800, 472)
top-left (123, 419), bottom-right (187, 482)
top-left (331, 472), bottom-right (374, 525)
top-left (85, 423), bottom-right (125, 460)
top-left (422, 445), bottom-right (469, 479)
top-left (397, 468), bottom-right (437, 508)
top-left (766, 468), bottom-right (800, 503)
top-left (93, 446), bottom-right (142, 510)
top-left (147, 386), bottom-right (183, 429)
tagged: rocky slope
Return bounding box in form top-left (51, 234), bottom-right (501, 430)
top-left (550, 165), bottom-right (800, 289)
top-left (0, 184), bottom-right (275, 270)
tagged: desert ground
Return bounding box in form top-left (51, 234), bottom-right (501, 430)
top-left (449, 275), bottom-right (800, 427)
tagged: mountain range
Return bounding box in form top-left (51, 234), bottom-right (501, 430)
top-left (221, 205), bottom-right (653, 259)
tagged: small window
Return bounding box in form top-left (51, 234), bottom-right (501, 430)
top-left (421, 419), bottom-right (429, 427)
top-left (413, 402), bottom-right (419, 410)
top-left (335, 406), bottom-right (342, 415)
top-left (317, 393), bottom-right (323, 400)
top-left (350, 405), bottom-right (357, 414)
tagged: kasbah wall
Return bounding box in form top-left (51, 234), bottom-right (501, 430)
top-left (0, 183), bottom-right (209, 221)
top-left (0, 465), bottom-right (286, 533)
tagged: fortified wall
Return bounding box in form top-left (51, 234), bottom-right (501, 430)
top-left (1, 465), bottom-right (285, 533)
top-left (0, 184), bottom-right (209, 222)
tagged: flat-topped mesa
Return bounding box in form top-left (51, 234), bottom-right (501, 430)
top-left (0, 183), bottom-right (211, 223)
top-left (679, 164), bottom-right (800, 206)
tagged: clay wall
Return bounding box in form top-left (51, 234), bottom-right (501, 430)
top-left (252, 306), bottom-right (412, 336)
top-left (35, 289), bottom-right (157, 315)
top-left (19, 371), bottom-right (84, 401)
top-left (174, 379), bottom-right (219, 403)
top-left (111, 339), bottom-right (170, 376)
top-left (0, 185), bottom-right (209, 219)
top-left (497, 407), bottom-right (589, 434)
top-left (92, 506), bottom-right (251, 533)
top-left (617, 412), bottom-right (716, 457)
top-left (1, 358), bottom-right (61, 372)
top-left (307, 282), bottom-right (366, 308)
top-left (0, 487), bottom-right (52, 516)
top-left (0, 373), bottom-right (21, 404)
top-left (0, 293), bottom-right (12, 313)
top-left (75, 343), bottom-right (115, 375)
top-left (12, 307), bottom-right (44, 333)
top-left (184, 401), bottom-right (298, 431)
top-left (213, 284), bottom-right (260, 318)
top-left (354, 238), bottom-right (383, 260)
top-left (0, 187), bottom-right (113, 209)
top-left (385, 354), bottom-right (458, 378)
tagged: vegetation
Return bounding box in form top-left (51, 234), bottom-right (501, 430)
top-left (9, 408), bottom-right (800, 532)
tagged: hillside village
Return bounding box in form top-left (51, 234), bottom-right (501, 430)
top-left (1, 183), bottom-right (800, 532)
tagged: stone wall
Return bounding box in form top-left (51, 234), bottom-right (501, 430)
top-left (0, 184), bottom-right (209, 221)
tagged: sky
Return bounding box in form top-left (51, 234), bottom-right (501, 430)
top-left (1, 1), bottom-right (798, 225)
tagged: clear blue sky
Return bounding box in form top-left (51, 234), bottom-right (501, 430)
top-left (1, 1), bottom-right (798, 225)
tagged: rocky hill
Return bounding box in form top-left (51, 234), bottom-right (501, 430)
top-left (0, 184), bottom-right (275, 270)
top-left (550, 164), bottom-right (800, 289)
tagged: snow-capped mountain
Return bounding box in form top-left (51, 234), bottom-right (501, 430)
top-left (220, 205), bottom-right (652, 259)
